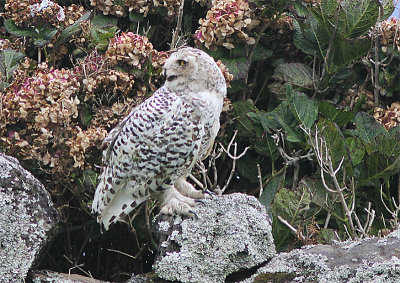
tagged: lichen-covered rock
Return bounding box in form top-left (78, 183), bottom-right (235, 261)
top-left (0, 153), bottom-right (58, 282)
top-left (153, 193), bottom-right (276, 283)
top-left (244, 229), bottom-right (400, 283)
top-left (31, 270), bottom-right (112, 283)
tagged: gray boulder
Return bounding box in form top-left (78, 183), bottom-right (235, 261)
top-left (0, 153), bottom-right (58, 282)
top-left (31, 270), bottom-right (111, 283)
top-left (245, 229), bottom-right (400, 283)
top-left (153, 193), bottom-right (276, 283)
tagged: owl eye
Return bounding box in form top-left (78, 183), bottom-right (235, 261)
top-left (177, 59), bottom-right (187, 66)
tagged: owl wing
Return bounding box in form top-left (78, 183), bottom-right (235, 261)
top-left (92, 88), bottom-right (202, 229)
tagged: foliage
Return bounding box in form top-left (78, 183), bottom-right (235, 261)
top-left (1, 0), bottom-right (400, 281)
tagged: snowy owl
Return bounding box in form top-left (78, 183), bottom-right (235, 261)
top-left (92, 47), bottom-right (227, 230)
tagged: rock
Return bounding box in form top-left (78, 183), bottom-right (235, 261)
top-left (244, 229), bottom-right (400, 283)
top-left (0, 153), bottom-right (59, 282)
top-left (153, 193), bottom-right (276, 283)
top-left (31, 270), bottom-right (112, 283)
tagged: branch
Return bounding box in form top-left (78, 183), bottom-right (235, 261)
top-left (170, 0), bottom-right (185, 50)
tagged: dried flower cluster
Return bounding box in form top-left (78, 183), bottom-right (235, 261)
top-left (63, 4), bottom-right (86, 27)
top-left (0, 32), bottom-right (173, 174)
top-left (3, 0), bottom-right (65, 27)
top-left (342, 88), bottom-right (374, 110)
top-left (0, 39), bottom-right (11, 50)
top-left (0, 55), bottom-right (135, 172)
top-left (302, 0), bottom-right (321, 4)
top-left (1, 63), bottom-right (81, 170)
top-left (104, 32), bottom-right (170, 94)
top-left (216, 60), bottom-right (234, 86)
top-left (374, 102), bottom-right (400, 130)
top-left (105, 32), bottom-right (155, 68)
top-left (105, 32), bottom-right (170, 73)
top-left (80, 52), bottom-right (136, 101)
top-left (194, 0), bottom-right (259, 50)
top-left (90, 0), bottom-right (180, 17)
top-left (377, 17), bottom-right (400, 50)
top-left (271, 15), bottom-right (294, 34)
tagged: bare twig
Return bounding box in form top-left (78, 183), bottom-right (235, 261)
top-left (170, 0), bottom-right (185, 50)
top-left (107, 248), bottom-right (137, 259)
top-left (277, 215), bottom-right (305, 241)
top-left (257, 163), bottom-right (263, 197)
top-left (372, 7), bottom-right (382, 106)
top-left (63, 255), bottom-right (93, 279)
top-left (219, 130), bottom-right (249, 193)
top-left (380, 184), bottom-right (400, 229)
top-left (188, 173), bottom-right (204, 189)
top-left (302, 125), bottom-right (371, 238)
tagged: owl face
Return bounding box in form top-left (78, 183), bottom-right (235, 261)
top-left (163, 48), bottom-right (199, 87)
top-left (163, 47), bottom-right (226, 95)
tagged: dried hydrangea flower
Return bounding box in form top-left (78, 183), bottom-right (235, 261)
top-left (342, 88), bottom-right (374, 110)
top-left (1, 63), bottom-right (81, 169)
top-left (3, 0), bottom-right (65, 27)
top-left (90, 0), bottom-right (126, 17)
top-left (3, 0), bottom-right (36, 26)
top-left (152, 0), bottom-right (181, 17)
top-left (376, 17), bottom-right (400, 50)
top-left (216, 59), bottom-right (234, 86)
top-left (194, 0), bottom-right (259, 50)
top-left (30, 0), bottom-right (65, 22)
top-left (151, 50), bottom-right (170, 69)
top-left (374, 102), bottom-right (400, 130)
top-left (63, 4), bottom-right (86, 27)
top-left (66, 127), bottom-right (108, 168)
top-left (105, 32), bottom-right (155, 68)
top-left (91, 0), bottom-right (180, 17)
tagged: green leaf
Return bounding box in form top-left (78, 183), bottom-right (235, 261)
top-left (300, 177), bottom-right (335, 209)
top-left (251, 44), bottom-right (273, 62)
top-left (56, 11), bottom-right (92, 47)
top-left (272, 186), bottom-right (312, 224)
top-left (0, 49), bottom-right (24, 81)
top-left (318, 102), bottom-right (354, 127)
top-left (259, 173), bottom-right (285, 213)
top-left (92, 13), bottom-right (118, 28)
top-left (265, 102), bottom-right (304, 143)
top-left (220, 57), bottom-right (250, 80)
top-left (374, 135), bottom-right (400, 157)
top-left (232, 101), bottom-right (263, 138)
top-left (317, 119), bottom-right (348, 166)
top-left (254, 134), bottom-right (279, 162)
top-left (236, 151), bottom-right (262, 183)
top-left (332, 38), bottom-right (371, 67)
top-left (340, 0), bottom-right (380, 38)
top-left (286, 86), bottom-right (318, 130)
top-left (33, 39), bottom-right (51, 48)
top-left (273, 63), bottom-right (317, 90)
top-left (293, 17), bottom-right (326, 58)
top-left (0, 82), bottom-right (9, 91)
top-left (321, 0), bottom-right (339, 18)
top-left (4, 19), bottom-right (37, 37)
top-left (355, 112), bottom-right (388, 144)
top-left (360, 153), bottom-right (400, 186)
top-left (42, 27), bottom-right (58, 39)
top-left (345, 137), bottom-right (365, 166)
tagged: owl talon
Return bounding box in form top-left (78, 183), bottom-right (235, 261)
top-left (203, 190), bottom-right (216, 197)
top-left (189, 210), bottom-right (199, 219)
top-left (195, 199), bottom-right (205, 205)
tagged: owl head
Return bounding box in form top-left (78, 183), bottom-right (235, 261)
top-left (163, 47), bottom-right (226, 98)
